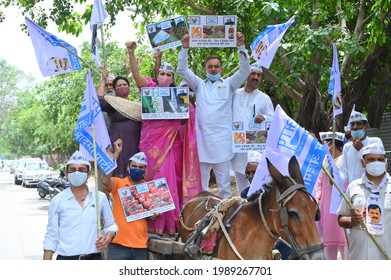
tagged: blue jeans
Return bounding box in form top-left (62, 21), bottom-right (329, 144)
top-left (107, 243), bottom-right (148, 260)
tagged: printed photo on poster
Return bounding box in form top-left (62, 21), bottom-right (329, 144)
top-left (118, 178), bottom-right (175, 223)
top-left (141, 87), bottom-right (190, 120)
top-left (189, 15), bottom-right (237, 48)
top-left (146, 16), bottom-right (188, 52)
top-left (231, 118), bottom-right (271, 153)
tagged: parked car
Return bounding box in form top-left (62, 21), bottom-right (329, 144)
top-left (14, 157), bottom-right (41, 185)
top-left (22, 161), bottom-right (53, 187)
top-left (9, 160), bottom-right (18, 174)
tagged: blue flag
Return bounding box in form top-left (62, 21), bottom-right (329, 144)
top-left (74, 69), bottom-right (117, 175)
top-left (249, 105), bottom-right (327, 195)
top-left (250, 16), bottom-right (295, 69)
top-left (25, 17), bottom-right (82, 77)
top-left (328, 43), bottom-right (343, 119)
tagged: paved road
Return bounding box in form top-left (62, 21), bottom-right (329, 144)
top-left (0, 168), bottom-right (96, 260)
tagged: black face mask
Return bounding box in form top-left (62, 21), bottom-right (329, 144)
top-left (345, 134), bottom-right (352, 141)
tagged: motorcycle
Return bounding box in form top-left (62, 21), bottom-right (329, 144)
top-left (37, 168), bottom-right (69, 199)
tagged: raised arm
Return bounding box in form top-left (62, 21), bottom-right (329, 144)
top-left (154, 49), bottom-right (162, 81)
top-left (227, 32), bottom-right (251, 91)
top-left (101, 139), bottom-right (123, 192)
top-left (177, 34), bottom-right (202, 92)
top-left (126, 41), bottom-right (148, 88)
top-left (97, 66), bottom-right (109, 97)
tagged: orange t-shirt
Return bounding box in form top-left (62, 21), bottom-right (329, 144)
top-left (109, 177), bottom-right (148, 248)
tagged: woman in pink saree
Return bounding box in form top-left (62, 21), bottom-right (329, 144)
top-left (127, 41), bottom-right (202, 236)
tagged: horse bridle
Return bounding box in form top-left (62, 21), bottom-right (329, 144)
top-left (258, 177), bottom-right (324, 259)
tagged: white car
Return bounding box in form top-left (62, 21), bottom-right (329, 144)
top-left (22, 161), bottom-right (53, 187)
top-left (14, 158), bottom-right (41, 185)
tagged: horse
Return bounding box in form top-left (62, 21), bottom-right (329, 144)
top-left (178, 156), bottom-right (325, 260)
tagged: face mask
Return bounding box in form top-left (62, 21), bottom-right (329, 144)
top-left (128, 167), bottom-right (145, 181)
top-left (206, 72), bottom-right (221, 82)
top-left (351, 129), bottom-right (365, 139)
top-left (365, 161), bottom-right (386, 177)
top-left (67, 171), bottom-right (88, 187)
top-left (116, 86), bottom-right (130, 97)
top-left (157, 75), bottom-right (173, 87)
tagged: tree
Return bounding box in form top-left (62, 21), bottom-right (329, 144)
top-left (1, 0), bottom-right (390, 133)
top-left (1, 40), bottom-right (132, 160)
top-left (0, 58), bottom-right (33, 131)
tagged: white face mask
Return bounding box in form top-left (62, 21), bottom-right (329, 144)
top-left (67, 171), bottom-right (88, 187)
top-left (365, 161), bottom-right (387, 177)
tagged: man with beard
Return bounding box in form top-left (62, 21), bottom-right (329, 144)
top-left (231, 62), bottom-right (274, 195)
top-left (340, 109), bottom-right (383, 186)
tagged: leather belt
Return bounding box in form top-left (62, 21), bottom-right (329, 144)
top-left (57, 252), bottom-right (102, 260)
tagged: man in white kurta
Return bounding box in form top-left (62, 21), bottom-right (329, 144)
top-left (337, 143), bottom-right (391, 259)
top-left (177, 33), bottom-right (250, 198)
top-left (340, 109), bottom-right (383, 185)
top-left (231, 64), bottom-right (274, 194)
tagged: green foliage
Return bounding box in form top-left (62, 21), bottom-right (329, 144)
top-left (1, 0), bottom-right (390, 148)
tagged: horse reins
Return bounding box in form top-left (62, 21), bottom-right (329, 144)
top-left (259, 177), bottom-right (324, 259)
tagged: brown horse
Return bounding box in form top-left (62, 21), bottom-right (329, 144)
top-left (179, 156), bottom-right (325, 260)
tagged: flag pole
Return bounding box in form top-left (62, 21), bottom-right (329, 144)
top-left (321, 165), bottom-right (390, 259)
top-left (100, 26), bottom-right (107, 67)
top-left (91, 123), bottom-right (101, 237)
top-left (332, 122), bottom-right (336, 159)
top-left (58, 42), bottom-right (101, 76)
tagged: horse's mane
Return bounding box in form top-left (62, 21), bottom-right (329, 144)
top-left (246, 183), bottom-right (273, 203)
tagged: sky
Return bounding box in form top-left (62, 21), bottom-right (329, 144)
top-left (0, 5), bottom-right (139, 83)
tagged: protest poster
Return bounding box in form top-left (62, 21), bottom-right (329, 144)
top-left (141, 87), bottom-right (190, 120)
top-left (118, 178), bottom-right (175, 223)
top-left (189, 15), bottom-right (237, 47)
top-left (146, 16), bottom-right (188, 52)
top-left (231, 117), bottom-right (271, 153)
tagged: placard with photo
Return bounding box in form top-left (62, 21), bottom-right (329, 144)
top-left (141, 87), bottom-right (190, 119)
top-left (146, 16), bottom-right (188, 52)
top-left (189, 15), bottom-right (237, 48)
top-left (118, 178), bottom-right (175, 223)
top-left (231, 117), bottom-right (271, 153)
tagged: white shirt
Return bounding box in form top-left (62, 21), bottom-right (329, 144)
top-left (43, 187), bottom-right (118, 256)
top-left (337, 173), bottom-right (391, 259)
top-left (231, 88), bottom-right (274, 173)
top-left (177, 45), bottom-right (250, 163)
top-left (340, 136), bottom-right (383, 184)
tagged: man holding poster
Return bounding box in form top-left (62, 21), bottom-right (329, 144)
top-left (177, 32), bottom-right (250, 198)
top-left (101, 141), bottom-right (159, 260)
top-left (231, 62), bottom-right (274, 194)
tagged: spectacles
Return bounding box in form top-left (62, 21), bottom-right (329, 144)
top-left (68, 168), bottom-right (89, 173)
top-left (245, 171), bottom-right (256, 176)
top-left (350, 121), bottom-right (365, 128)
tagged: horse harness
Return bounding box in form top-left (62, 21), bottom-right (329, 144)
top-left (259, 177), bottom-right (324, 259)
top-left (181, 179), bottom-right (323, 260)
top-left (180, 196), bottom-right (247, 260)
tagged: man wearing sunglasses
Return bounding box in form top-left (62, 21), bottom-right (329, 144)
top-left (43, 151), bottom-right (118, 260)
